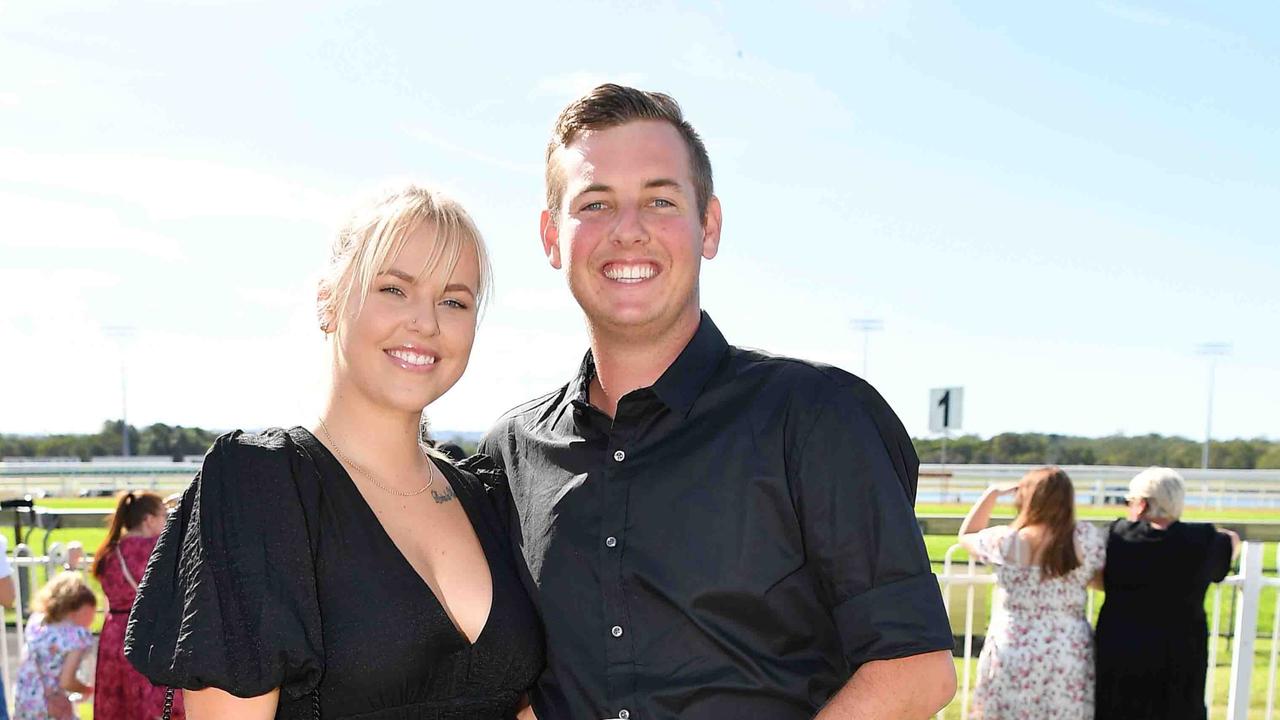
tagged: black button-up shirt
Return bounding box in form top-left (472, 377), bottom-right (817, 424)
top-left (481, 313), bottom-right (952, 720)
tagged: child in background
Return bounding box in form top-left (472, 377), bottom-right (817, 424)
top-left (14, 572), bottom-right (96, 720)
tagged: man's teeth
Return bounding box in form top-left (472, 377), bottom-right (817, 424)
top-left (604, 264), bottom-right (656, 282)
top-left (388, 350), bottom-right (436, 366)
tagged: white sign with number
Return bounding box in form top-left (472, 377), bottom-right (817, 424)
top-left (929, 387), bottom-right (964, 432)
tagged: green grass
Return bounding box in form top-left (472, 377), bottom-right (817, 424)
top-left (934, 542), bottom-right (1280, 719)
top-left (12, 499), bottom-right (1280, 720)
top-left (916, 502), bottom-right (1280, 522)
top-left (938, 642), bottom-right (1280, 719)
top-left (34, 497), bottom-right (122, 510)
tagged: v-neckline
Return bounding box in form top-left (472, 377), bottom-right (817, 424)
top-left (295, 427), bottom-right (496, 648)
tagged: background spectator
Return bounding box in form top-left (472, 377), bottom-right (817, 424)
top-left (1095, 467), bottom-right (1241, 720)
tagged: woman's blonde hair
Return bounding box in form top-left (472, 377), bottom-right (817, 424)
top-left (317, 184), bottom-right (493, 337)
top-left (33, 571), bottom-right (96, 623)
top-left (1128, 466), bottom-right (1186, 521)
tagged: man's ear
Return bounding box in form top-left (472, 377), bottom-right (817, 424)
top-left (540, 209), bottom-right (563, 269)
top-left (700, 195), bottom-right (722, 260)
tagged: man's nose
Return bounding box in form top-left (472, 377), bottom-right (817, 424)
top-left (610, 205), bottom-right (648, 245)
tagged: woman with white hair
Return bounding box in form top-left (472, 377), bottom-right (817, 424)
top-left (1094, 466), bottom-right (1241, 720)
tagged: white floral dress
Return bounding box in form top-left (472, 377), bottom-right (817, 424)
top-left (968, 522), bottom-right (1105, 719)
top-left (14, 614), bottom-right (93, 720)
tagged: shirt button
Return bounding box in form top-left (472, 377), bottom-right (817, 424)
top-left (619, 711), bottom-right (631, 720)
top-left (611, 625), bottom-right (624, 638)
top-left (613, 449), bottom-right (626, 462)
top-left (605, 536), bottom-right (617, 548)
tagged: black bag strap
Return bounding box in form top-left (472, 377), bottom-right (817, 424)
top-left (161, 687), bottom-right (321, 719)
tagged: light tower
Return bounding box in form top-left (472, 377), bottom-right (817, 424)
top-left (850, 318), bottom-right (883, 378)
top-left (1195, 342), bottom-right (1232, 470)
top-left (103, 326), bottom-right (136, 456)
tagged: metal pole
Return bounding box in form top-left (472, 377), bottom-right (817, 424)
top-left (1202, 356), bottom-right (1215, 470)
top-left (850, 318), bottom-right (883, 378)
top-left (104, 325), bottom-right (135, 457)
top-left (1196, 342), bottom-right (1231, 471)
top-left (121, 360), bottom-right (130, 457)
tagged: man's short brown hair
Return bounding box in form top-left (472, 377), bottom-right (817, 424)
top-left (545, 83), bottom-right (714, 221)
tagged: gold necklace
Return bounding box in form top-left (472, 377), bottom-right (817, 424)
top-left (315, 418), bottom-right (434, 497)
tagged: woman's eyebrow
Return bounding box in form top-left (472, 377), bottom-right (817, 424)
top-left (378, 268), bottom-right (416, 282)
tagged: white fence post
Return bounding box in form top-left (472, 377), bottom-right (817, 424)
top-left (1227, 541), bottom-right (1263, 719)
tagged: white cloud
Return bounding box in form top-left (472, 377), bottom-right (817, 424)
top-left (400, 126), bottom-right (542, 177)
top-left (1096, 2), bottom-right (1174, 27)
top-left (530, 71), bottom-right (649, 101)
top-left (0, 148), bottom-right (343, 224)
top-left (0, 191), bottom-right (184, 260)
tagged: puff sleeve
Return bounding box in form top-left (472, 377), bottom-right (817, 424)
top-left (124, 429), bottom-right (323, 706)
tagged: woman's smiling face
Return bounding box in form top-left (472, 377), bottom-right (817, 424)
top-left (332, 221), bottom-right (481, 415)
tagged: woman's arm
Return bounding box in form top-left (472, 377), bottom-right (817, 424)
top-left (184, 687), bottom-right (280, 720)
top-left (515, 698), bottom-right (538, 720)
top-left (957, 482), bottom-right (1018, 552)
top-left (1088, 570), bottom-right (1105, 591)
top-left (1220, 528), bottom-right (1242, 561)
top-left (57, 648), bottom-right (93, 695)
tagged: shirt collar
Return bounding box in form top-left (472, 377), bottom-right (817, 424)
top-left (569, 311), bottom-right (729, 418)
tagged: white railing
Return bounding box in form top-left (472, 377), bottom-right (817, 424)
top-left (936, 541), bottom-right (1279, 720)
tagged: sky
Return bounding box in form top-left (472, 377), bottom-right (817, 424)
top-left (2, 1), bottom-right (1277, 442)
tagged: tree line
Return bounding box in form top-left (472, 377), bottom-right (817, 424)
top-left (2, 421), bottom-right (1277, 469)
top-left (913, 432), bottom-right (1280, 469)
top-left (0, 420), bottom-right (480, 461)
top-left (0, 421), bottom-right (220, 461)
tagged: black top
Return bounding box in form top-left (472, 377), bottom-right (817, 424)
top-left (1095, 519), bottom-right (1234, 720)
top-left (125, 427), bottom-right (544, 720)
top-left (480, 312), bottom-right (952, 720)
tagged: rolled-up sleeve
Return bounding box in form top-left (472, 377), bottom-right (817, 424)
top-left (789, 380), bottom-right (953, 670)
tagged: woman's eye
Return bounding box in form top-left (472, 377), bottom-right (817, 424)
top-left (441, 298), bottom-right (470, 310)
top-left (380, 285), bottom-right (407, 298)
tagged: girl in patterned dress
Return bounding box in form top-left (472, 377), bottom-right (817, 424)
top-left (13, 572), bottom-right (96, 720)
top-left (958, 467), bottom-right (1106, 719)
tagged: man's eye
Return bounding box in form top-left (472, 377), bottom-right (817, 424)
top-left (581, 201), bottom-right (606, 212)
top-left (653, 198), bottom-right (675, 208)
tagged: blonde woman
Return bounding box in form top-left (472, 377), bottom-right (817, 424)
top-left (957, 467), bottom-right (1105, 719)
top-left (126, 185), bottom-right (543, 719)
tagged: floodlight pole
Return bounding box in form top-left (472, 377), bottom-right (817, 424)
top-left (850, 318), bottom-right (883, 378)
top-left (104, 326), bottom-right (136, 456)
top-left (1196, 342), bottom-right (1231, 471)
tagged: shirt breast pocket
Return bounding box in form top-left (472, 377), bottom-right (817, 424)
top-left (650, 473), bottom-right (805, 599)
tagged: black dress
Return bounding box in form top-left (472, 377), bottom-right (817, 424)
top-left (124, 428), bottom-right (544, 720)
top-left (1094, 519), bottom-right (1233, 720)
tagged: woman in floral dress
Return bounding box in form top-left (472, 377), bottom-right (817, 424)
top-left (91, 491), bottom-right (185, 720)
top-left (958, 467), bottom-right (1105, 719)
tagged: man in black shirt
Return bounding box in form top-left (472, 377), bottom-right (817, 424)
top-left (481, 84), bottom-right (956, 720)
